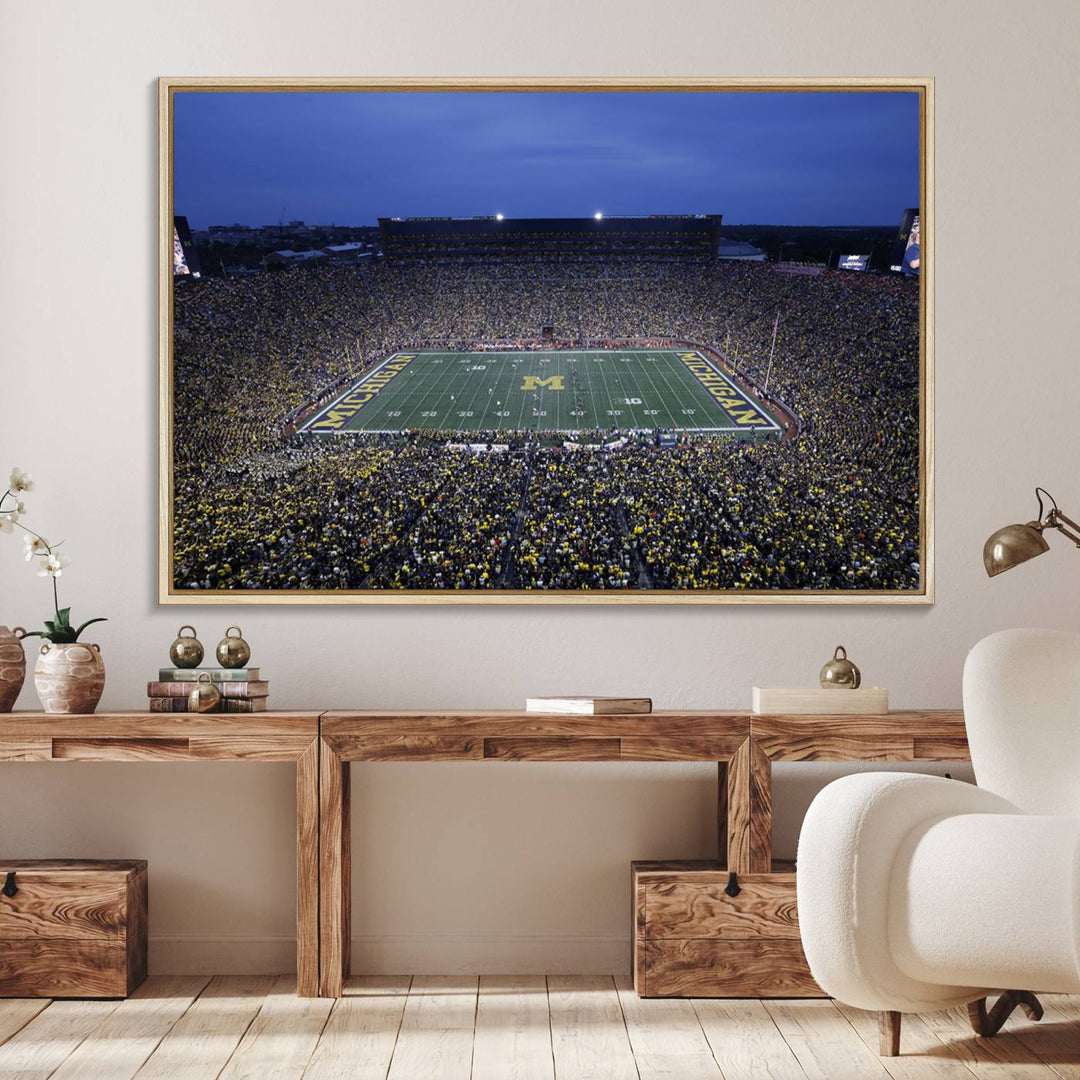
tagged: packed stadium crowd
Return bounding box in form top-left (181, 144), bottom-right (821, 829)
top-left (172, 255), bottom-right (920, 591)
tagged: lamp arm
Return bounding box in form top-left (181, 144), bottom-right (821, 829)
top-left (1048, 509), bottom-right (1080, 548)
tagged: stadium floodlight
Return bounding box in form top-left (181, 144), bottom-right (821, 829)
top-left (594, 212), bottom-right (603, 220)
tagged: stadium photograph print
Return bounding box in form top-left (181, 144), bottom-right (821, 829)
top-left (159, 77), bottom-right (933, 604)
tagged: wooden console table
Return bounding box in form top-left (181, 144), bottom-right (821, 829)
top-left (318, 709), bottom-right (969, 998)
top-left (2, 708), bottom-right (971, 999)
top-left (0, 712), bottom-right (322, 997)
top-left (738, 709), bottom-right (971, 873)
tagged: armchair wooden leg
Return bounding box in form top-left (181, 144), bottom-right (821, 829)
top-left (968, 991), bottom-right (1044, 1038)
top-left (879, 1010), bottom-right (902, 1056)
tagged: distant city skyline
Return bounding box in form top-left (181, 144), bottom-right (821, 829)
top-left (174, 90), bottom-right (920, 230)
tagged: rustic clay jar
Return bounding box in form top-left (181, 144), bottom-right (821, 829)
top-left (0, 626), bottom-right (27, 713)
top-left (34, 642), bottom-right (106, 714)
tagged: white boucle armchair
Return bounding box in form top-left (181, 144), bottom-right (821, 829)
top-left (797, 628), bottom-right (1080, 1056)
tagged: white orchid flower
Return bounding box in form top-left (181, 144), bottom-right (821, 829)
top-left (8, 468), bottom-right (33, 493)
top-left (38, 552), bottom-right (70, 578)
top-left (0, 515), bottom-right (13, 535)
top-left (23, 534), bottom-right (49, 560)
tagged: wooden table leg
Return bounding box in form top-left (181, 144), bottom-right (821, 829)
top-left (319, 738), bottom-right (351, 997)
top-left (296, 738), bottom-right (320, 997)
top-left (726, 738), bottom-right (772, 874)
top-left (717, 761), bottom-right (728, 869)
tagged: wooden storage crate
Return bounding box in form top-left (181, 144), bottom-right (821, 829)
top-left (0, 859), bottom-right (148, 998)
top-left (632, 860), bottom-right (822, 998)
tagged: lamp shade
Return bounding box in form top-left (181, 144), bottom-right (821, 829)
top-left (983, 522), bottom-right (1050, 577)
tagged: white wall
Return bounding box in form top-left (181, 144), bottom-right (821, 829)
top-left (2, 0), bottom-right (1079, 974)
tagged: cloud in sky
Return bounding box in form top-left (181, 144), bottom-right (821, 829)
top-left (174, 90), bottom-right (920, 228)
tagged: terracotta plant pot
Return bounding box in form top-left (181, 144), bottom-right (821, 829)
top-left (34, 642), bottom-right (106, 715)
top-left (0, 626), bottom-right (27, 713)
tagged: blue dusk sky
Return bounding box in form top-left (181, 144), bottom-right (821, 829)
top-left (174, 90), bottom-right (920, 229)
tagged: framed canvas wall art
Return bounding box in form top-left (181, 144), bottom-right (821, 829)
top-left (159, 77), bottom-right (933, 604)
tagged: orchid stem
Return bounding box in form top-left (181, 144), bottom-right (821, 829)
top-left (11, 519), bottom-right (51, 551)
top-left (5, 473), bottom-right (87, 638)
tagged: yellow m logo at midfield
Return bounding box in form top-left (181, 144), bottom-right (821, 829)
top-left (521, 375), bottom-right (565, 391)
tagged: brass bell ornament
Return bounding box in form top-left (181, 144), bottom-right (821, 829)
top-left (169, 625), bottom-right (204, 669)
top-left (188, 672), bottom-right (221, 713)
top-left (216, 626), bottom-right (251, 669)
top-left (820, 645), bottom-right (861, 689)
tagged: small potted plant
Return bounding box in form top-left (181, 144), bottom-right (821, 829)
top-left (1, 468), bottom-right (108, 714)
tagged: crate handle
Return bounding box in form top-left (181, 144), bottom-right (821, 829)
top-left (2, 871), bottom-right (15, 898)
top-left (724, 871), bottom-right (741, 898)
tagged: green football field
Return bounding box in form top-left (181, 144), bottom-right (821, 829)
top-left (302, 348), bottom-right (782, 437)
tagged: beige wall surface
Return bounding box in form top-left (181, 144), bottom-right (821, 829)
top-left (2, 0), bottom-right (1078, 973)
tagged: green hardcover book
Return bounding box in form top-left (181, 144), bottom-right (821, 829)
top-left (158, 668), bottom-right (261, 682)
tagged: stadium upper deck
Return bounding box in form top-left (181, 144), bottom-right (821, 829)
top-left (378, 214), bottom-right (723, 260)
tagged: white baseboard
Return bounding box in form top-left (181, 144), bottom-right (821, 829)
top-left (149, 935), bottom-right (630, 975)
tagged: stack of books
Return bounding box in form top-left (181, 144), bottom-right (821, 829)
top-left (147, 667), bottom-right (269, 713)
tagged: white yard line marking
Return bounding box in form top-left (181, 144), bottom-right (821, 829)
top-left (640, 355), bottom-right (679, 430)
top-left (654, 352), bottom-right (706, 431)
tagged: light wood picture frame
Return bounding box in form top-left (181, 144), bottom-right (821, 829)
top-left (159, 77), bottom-right (933, 605)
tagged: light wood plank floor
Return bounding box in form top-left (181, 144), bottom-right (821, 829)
top-left (1, 975), bottom-right (1078, 1080)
